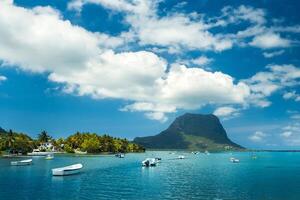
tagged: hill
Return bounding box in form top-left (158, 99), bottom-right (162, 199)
top-left (134, 113), bottom-right (244, 151)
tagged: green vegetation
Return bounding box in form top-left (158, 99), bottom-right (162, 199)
top-left (63, 132), bottom-right (144, 153)
top-left (0, 127), bottom-right (144, 155)
top-left (0, 129), bottom-right (36, 154)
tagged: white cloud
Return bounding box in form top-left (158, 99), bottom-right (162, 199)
top-left (0, 75), bottom-right (7, 82)
top-left (249, 131), bottom-right (267, 142)
top-left (213, 106), bottom-right (240, 119)
top-left (191, 56), bottom-right (213, 66)
top-left (0, 2), bottom-right (253, 122)
top-left (144, 112), bottom-right (168, 123)
top-left (1, 1), bottom-right (299, 122)
top-left (283, 91), bottom-right (300, 102)
top-left (245, 64), bottom-right (300, 107)
top-left (263, 50), bottom-right (285, 58)
top-left (250, 32), bottom-right (291, 49)
top-left (280, 123), bottom-right (300, 146)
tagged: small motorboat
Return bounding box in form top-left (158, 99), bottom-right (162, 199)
top-left (11, 159), bottom-right (33, 166)
top-left (52, 163), bottom-right (83, 176)
top-left (115, 153), bottom-right (125, 158)
top-left (45, 154), bottom-right (54, 160)
top-left (142, 158), bottom-right (157, 167)
top-left (230, 157), bottom-right (240, 163)
top-left (178, 155), bottom-right (185, 159)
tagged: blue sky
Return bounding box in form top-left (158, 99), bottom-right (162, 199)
top-left (0, 0), bottom-right (300, 149)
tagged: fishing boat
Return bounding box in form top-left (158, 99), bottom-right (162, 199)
top-left (45, 154), bottom-right (54, 160)
top-left (142, 158), bottom-right (157, 167)
top-left (178, 155), bottom-right (185, 159)
top-left (230, 157), bottom-right (240, 163)
top-left (11, 159), bottom-right (32, 166)
top-left (52, 163), bottom-right (83, 176)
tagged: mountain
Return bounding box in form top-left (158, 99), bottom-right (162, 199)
top-left (0, 127), bottom-right (6, 133)
top-left (134, 113), bottom-right (244, 151)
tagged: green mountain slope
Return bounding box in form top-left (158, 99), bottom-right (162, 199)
top-left (134, 113), bottom-right (244, 151)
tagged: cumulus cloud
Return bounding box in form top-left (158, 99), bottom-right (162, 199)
top-left (249, 131), bottom-right (267, 142)
top-left (0, 1), bottom-right (253, 122)
top-left (191, 56), bottom-right (213, 66)
top-left (1, 1), bottom-right (299, 122)
top-left (250, 32), bottom-right (291, 49)
top-left (245, 64), bottom-right (300, 107)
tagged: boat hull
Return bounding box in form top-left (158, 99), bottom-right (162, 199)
top-left (52, 164), bottom-right (83, 176)
top-left (11, 159), bottom-right (32, 166)
top-left (28, 152), bottom-right (52, 156)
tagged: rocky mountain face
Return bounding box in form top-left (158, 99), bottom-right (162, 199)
top-left (134, 113), bottom-right (244, 151)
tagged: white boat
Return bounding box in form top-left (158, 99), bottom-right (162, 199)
top-left (74, 149), bottom-right (87, 154)
top-left (115, 153), bottom-right (125, 158)
top-left (45, 154), bottom-right (54, 160)
top-left (28, 149), bottom-right (51, 156)
top-left (11, 159), bottom-right (32, 166)
top-left (142, 158), bottom-right (157, 167)
top-left (230, 157), bottom-right (240, 163)
top-left (178, 155), bottom-right (185, 159)
top-left (52, 163), bottom-right (83, 176)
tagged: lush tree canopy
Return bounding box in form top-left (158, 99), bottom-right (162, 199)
top-left (0, 128), bottom-right (144, 154)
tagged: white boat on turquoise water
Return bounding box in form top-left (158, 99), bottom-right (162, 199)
top-left (178, 155), bottom-right (185, 159)
top-left (52, 163), bottom-right (83, 176)
top-left (142, 158), bottom-right (157, 167)
top-left (230, 157), bottom-right (240, 163)
top-left (11, 159), bottom-right (32, 166)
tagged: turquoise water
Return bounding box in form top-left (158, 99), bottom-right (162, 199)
top-left (1, 151), bottom-right (300, 200)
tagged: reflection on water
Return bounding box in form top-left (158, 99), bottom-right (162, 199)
top-left (1, 151), bottom-right (300, 200)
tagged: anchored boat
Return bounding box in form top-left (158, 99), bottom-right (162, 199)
top-left (52, 163), bottom-right (83, 176)
top-left (230, 157), bottom-right (240, 163)
top-left (142, 158), bottom-right (157, 167)
top-left (11, 159), bottom-right (32, 166)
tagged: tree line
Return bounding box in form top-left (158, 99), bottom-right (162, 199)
top-left (0, 128), bottom-right (144, 154)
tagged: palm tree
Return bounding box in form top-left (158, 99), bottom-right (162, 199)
top-left (38, 130), bottom-right (51, 143)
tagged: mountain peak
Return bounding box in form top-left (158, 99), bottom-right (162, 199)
top-left (134, 113), bottom-right (244, 151)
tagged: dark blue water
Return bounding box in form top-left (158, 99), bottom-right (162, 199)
top-left (0, 152), bottom-right (300, 200)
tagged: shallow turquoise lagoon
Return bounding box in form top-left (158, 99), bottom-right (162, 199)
top-left (1, 152), bottom-right (300, 200)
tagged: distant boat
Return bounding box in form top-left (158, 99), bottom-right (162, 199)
top-left (178, 155), bottom-right (185, 159)
top-left (142, 158), bottom-right (157, 167)
top-left (74, 149), bottom-right (87, 154)
top-left (28, 149), bottom-right (51, 156)
top-left (45, 154), bottom-right (54, 160)
top-left (115, 153), bottom-right (125, 158)
top-left (11, 159), bottom-right (32, 166)
top-left (192, 151), bottom-right (200, 155)
top-left (230, 157), bottom-right (240, 163)
top-left (52, 163), bottom-right (83, 176)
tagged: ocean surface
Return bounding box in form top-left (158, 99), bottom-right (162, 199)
top-left (0, 151), bottom-right (300, 200)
